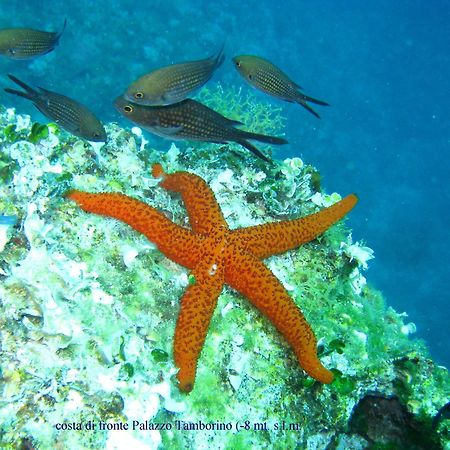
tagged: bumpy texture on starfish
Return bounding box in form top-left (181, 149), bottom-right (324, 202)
top-left (67, 164), bottom-right (357, 392)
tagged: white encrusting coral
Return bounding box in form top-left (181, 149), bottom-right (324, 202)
top-left (340, 234), bottom-right (375, 270)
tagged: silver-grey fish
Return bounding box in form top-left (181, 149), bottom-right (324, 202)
top-left (233, 54), bottom-right (329, 118)
top-left (0, 19), bottom-right (66, 60)
top-left (4, 74), bottom-right (107, 142)
top-left (115, 96), bottom-right (287, 162)
top-left (124, 46), bottom-right (225, 106)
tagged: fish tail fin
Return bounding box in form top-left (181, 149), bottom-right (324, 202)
top-left (235, 130), bottom-right (288, 161)
top-left (4, 74), bottom-right (38, 101)
top-left (213, 42), bottom-right (225, 69)
top-left (4, 88), bottom-right (33, 101)
top-left (56, 18), bottom-right (68, 43)
top-left (238, 129), bottom-right (288, 146)
top-left (295, 93), bottom-right (329, 119)
top-left (301, 93), bottom-right (329, 106)
top-left (236, 139), bottom-right (272, 162)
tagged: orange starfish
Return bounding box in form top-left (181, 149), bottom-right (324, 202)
top-left (67, 164), bottom-right (357, 392)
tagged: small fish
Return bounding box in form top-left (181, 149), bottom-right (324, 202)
top-left (0, 19), bottom-right (66, 60)
top-left (114, 96), bottom-right (287, 162)
top-left (124, 46), bottom-right (225, 106)
top-left (233, 55), bottom-right (329, 118)
top-left (4, 74), bottom-right (107, 142)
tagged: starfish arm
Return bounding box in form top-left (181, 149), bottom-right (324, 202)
top-left (225, 245), bottom-right (333, 384)
top-left (231, 194), bottom-right (358, 259)
top-left (152, 164), bottom-right (228, 234)
top-left (67, 191), bottom-right (203, 269)
top-left (174, 246), bottom-right (225, 392)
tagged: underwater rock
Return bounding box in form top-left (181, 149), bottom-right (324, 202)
top-left (349, 394), bottom-right (442, 449)
top-left (0, 97), bottom-right (448, 449)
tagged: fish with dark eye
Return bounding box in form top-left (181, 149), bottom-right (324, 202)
top-left (114, 96), bottom-right (287, 162)
top-left (4, 74), bottom-right (107, 142)
top-left (0, 19), bottom-right (66, 60)
top-left (124, 46), bottom-right (225, 106)
top-left (233, 55), bottom-right (329, 119)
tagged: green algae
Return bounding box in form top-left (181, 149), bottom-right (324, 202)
top-left (0, 92), bottom-right (448, 449)
top-left (1, 121), bottom-right (52, 145)
top-left (151, 349), bottom-right (169, 363)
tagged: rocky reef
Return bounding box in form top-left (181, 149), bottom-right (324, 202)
top-left (0, 95), bottom-right (448, 449)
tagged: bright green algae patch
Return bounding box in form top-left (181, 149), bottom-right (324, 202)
top-left (0, 96), bottom-right (448, 449)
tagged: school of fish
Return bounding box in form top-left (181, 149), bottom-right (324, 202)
top-left (1, 20), bottom-right (329, 161)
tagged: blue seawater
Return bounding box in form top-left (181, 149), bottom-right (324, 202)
top-left (1, 0), bottom-right (448, 370)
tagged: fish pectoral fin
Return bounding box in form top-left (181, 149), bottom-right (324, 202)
top-left (161, 92), bottom-right (180, 105)
top-left (152, 125), bottom-right (183, 136)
